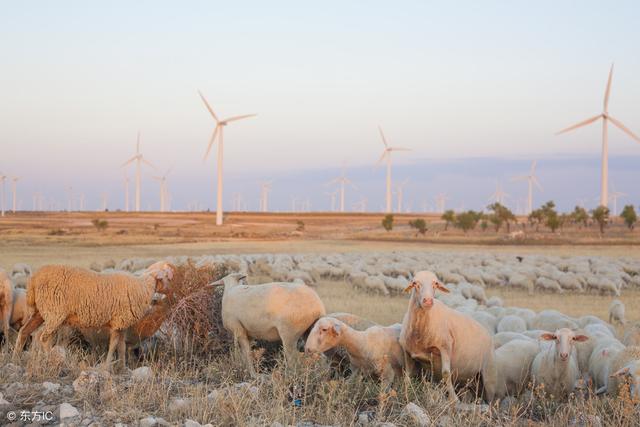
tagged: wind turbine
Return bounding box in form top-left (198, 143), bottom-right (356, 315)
top-left (122, 132), bottom-right (154, 212)
top-left (123, 172), bottom-right (130, 213)
top-left (609, 183), bottom-right (627, 215)
top-left (435, 193), bottom-right (449, 213)
top-left (0, 174), bottom-right (6, 216)
top-left (153, 168), bottom-right (171, 212)
top-left (556, 64), bottom-right (640, 207)
top-left (10, 176), bottom-right (19, 213)
top-left (353, 196), bottom-right (367, 213)
top-left (198, 91), bottom-right (256, 225)
top-left (259, 181), bottom-right (272, 212)
top-left (488, 181), bottom-right (509, 205)
top-left (395, 179), bottom-right (409, 213)
top-left (376, 127), bottom-right (410, 213)
top-left (325, 190), bottom-right (338, 212)
top-left (67, 186), bottom-right (73, 212)
top-left (512, 160), bottom-right (542, 214)
top-left (326, 165), bottom-right (355, 213)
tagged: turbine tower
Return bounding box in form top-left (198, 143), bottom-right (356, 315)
top-left (123, 172), bottom-right (130, 213)
top-left (435, 193), bottom-right (449, 213)
top-left (122, 132), bottom-right (154, 212)
top-left (488, 181), bottom-right (509, 205)
top-left (327, 166), bottom-right (355, 213)
top-left (512, 161), bottom-right (542, 214)
top-left (10, 176), bottom-right (19, 213)
top-left (0, 174), bottom-right (6, 217)
top-left (376, 127), bottom-right (410, 213)
top-left (395, 179), bottom-right (409, 213)
top-left (153, 168), bottom-right (171, 212)
top-left (326, 190), bottom-right (338, 212)
top-left (198, 91), bottom-right (256, 226)
top-left (556, 64), bottom-right (640, 207)
top-left (259, 181), bottom-right (272, 212)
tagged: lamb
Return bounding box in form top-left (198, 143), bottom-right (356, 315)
top-left (304, 317), bottom-right (404, 389)
top-left (0, 269), bottom-right (12, 340)
top-left (531, 328), bottom-right (588, 399)
top-left (608, 300), bottom-right (626, 326)
top-left (13, 261), bottom-right (176, 370)
top-left (495, 339), bottom-right (540, 398)
top-left (606, 346), bottom-right (640, 399)
top-left (399, 271), bottom-right (497, 402)
top-left (496, 315), bottom-right (527, 333)
top-left (210, 273), bottom-right (325, 377)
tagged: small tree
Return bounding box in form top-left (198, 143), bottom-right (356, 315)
top-left (487, 203), bottom-right (516, 232)
top-left (480, 220), bottom-right (489, 232)
top-left (528, 208), bottom-right (544, 232)
top-left (454, 210), bottom-right (478, 234)
top-left (591, 205), bottom-right (610, 235)
top-left (296, 220), bottom-right (305, 232)
top-left (545, 211), bottom-right (561, 233)
top-left (620, 205), bottom-right (637, 230)
top-left (382, 214), bottom-right (394, 232)
top-left (441, 210), bottom-right (455, 231)
top-left (91, 218), bottom-right (109, 232)
top-left (571, 206), bottom-right (589, 228)
top-left (408, 218), bottom-right (427, 236)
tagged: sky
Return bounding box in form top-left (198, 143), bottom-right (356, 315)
top-left (0, 1), bottom-right (639, 213)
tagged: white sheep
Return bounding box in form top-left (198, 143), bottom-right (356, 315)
top-left (14, 262), bottom-right (176, 370)
top-left (586, 276), bottom-right (620, 296)
top-left (304, 317), bottom-right (404, 389)
top-left (530, 310), bottom-right (578, 332)
top-left (210, 273), bottom-right (325, 377)
top-left (589, 342), bottom-right (625, 392)
top-left (399, 271), bottom-right (497, 403)
top-left (608, 300), bottom-right (626, 326)
top-left (496, 315), bottom-right (527, 334)
top-left (531, 328), bottom-right (588, 399)
top-left (495, 339), bottom-right (540, 398)
top-left (535, 277), bottom-right (564, 294)
top-left (493, 332), bottom-right (534, 349)
top-left (471, 311), bottom-right (498, 336)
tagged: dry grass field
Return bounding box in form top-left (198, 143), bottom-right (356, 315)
top-left (1, 212), bottom-right (639, 426)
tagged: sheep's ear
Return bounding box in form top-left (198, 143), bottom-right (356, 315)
top-left (207, 279), bottom-right (224, 287)
top-left (573, 335), bottom-right (589, 342)
top-left (434, 280), bottom-right (449, 294)
top-left (162, 263), bottom-right (175, 281)
top-left (403, 281), bottom-right (418, 293)
top-left (610, 366), bottom-right (630, 378)
top-left (540, 333), bottom-right (557, 341)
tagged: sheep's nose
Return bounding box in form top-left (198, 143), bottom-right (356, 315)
top-left (560, 353), bottom-right (568, 361)
top-left (422, 298), bottom-right (434, 307)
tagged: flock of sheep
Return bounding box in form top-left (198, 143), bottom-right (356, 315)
top-left (1, 249), bottom-right (639, 410)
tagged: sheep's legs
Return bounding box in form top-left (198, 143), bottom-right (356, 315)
top-left (117, 333), bottom-right (127, 370)
top-left (440, 350), bottom-right (458, 403)
top-left (38, 315), bottom-right (66, 351)
top-left (13, 311), bottom-right (43, 355)
top-left (106, 330), bottom-right (122, 371)
top-left (279, 329), bottom-right (301, 370)
top-left (403, 352), bottom-right (416, 377)
top-left (2, 305), bottom-right (11, 343)
top-left (235, 331), bottom-right (256, 377)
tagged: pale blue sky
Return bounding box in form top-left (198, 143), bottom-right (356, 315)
top-left (0, 1), bottom-right (639, 211)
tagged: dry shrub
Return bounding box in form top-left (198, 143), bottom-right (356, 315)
top-left (161, 260), bottom-right (230, 356)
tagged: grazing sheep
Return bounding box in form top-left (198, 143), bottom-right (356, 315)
top-left (495, 339), bottom-right (540, 398)
top-left (586, 277), bottom-right (621, 297)
top-left (508, 273), bottom-right (534, 294)
top-left (606, 346), bottom-right (640, 399)
top-left (0, 269), bottom-right (12, 340)
top-left (493, 332), bottom-right (534, 349)
top-left (496, 315), bottom-right (527, 334)
top-left (589, 343), bottom-right (625, 392)
top-left (79, 294), bottom-right (170, 357)
top-left (531, 328), bottom-right (588, 399)
top-left (14, 262), bottom-right (176, 370)
top-left (608, 300), bottom-right (626, 326)
top-left (399, 271), bottom-right (497, 403)
top-left (210, 273), bottom-right (325, 377)
top-left (623, 322), bottom-right (640, 347)
top-left (486, 296), bottom-right (503, 308)
top-left (11, 263), bottom-right (32, 278)
top-left (305, 317), bottom-right (404, 389)
top-left (535, 277), bottom-right (563, 294)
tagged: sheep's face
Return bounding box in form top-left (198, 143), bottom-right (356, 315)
top-left (404, 270), bottom-right (449, 309)
top-left (304, 318), bottom-right (341, 353)
top-left (540, 328), bottom-right (588, 362)
top-left (147, 262), bottom-right (176, 294)
top-left (610, 361), bottom-right (640, 399)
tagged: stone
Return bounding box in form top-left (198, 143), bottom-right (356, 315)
top-left (42, 382), bottom-right (61, 395)
top-left (184, 420), bottom-right (201, 427)
top-left (139, 416), bottom-right (158, 427)
top-left (357, 411), bottom-right (375, 426)
top-left (400, 403), bottom-right (430, 427)
top-left (59, 402), bottom-right (80, 420)
top-left (73, 370), bottom-right (113, 399)
top-left (131, 366), bottom-right (153, 382)
top-left (0, 392), bottom-right (9, 405)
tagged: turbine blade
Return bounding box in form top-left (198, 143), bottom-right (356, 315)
top-left (198, 90), bottom-right (219, 122)
top-left (121, 156), bottom-right (137, 167)
top-left (378, 126), bottom-right (388, 148)
top-left (203, 126), bottom-right (220, 161)
top-left (604, 63), bottom-right (614, 112)
top-left (608, 116), bottom-right (640, 143)
top-left (556, 115), bottom-right (602, 135)
top-left (375, 150), bottom-right (387, 166)
top-left (511, 175), bottom-right (527, 182)
top-left (530, 160), bottom-right (537, 175)
top-left (141, 158), bottom-right (156, 169)
top-left (224, 114), bottom-right (257, 123)
top-left (389, 147), bottom-right (411, 152)
top-left (533, 176), bottom-right (543, 192)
